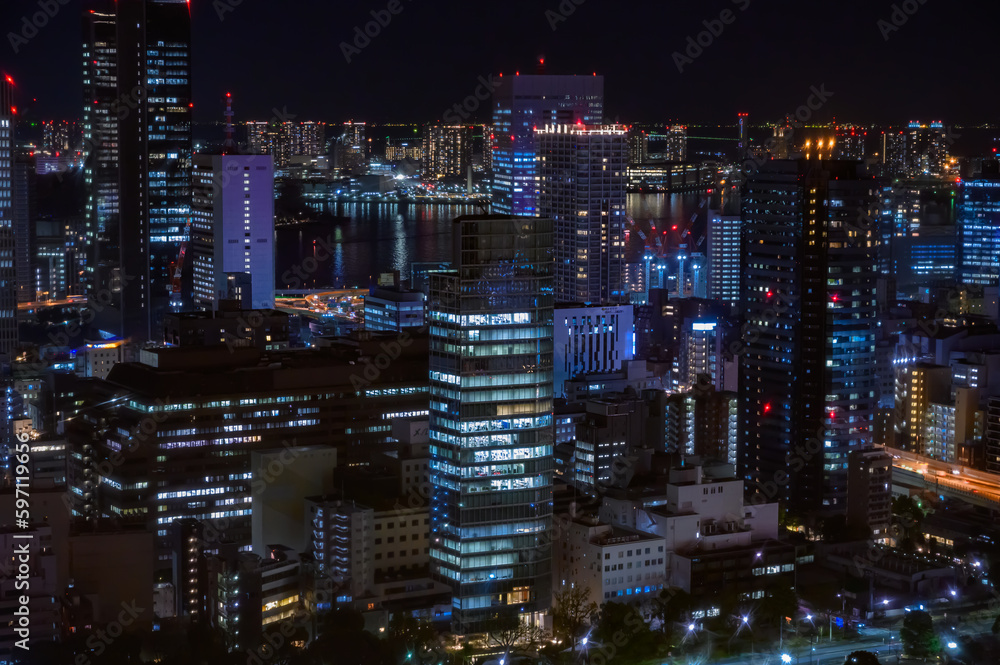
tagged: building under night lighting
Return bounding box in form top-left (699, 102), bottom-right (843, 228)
top-left (490, 74), bottom-right (603, 216)
top-left (428, 215), bottom-right (554, 634)
top-left (739, 160), bottom-right (879, 515)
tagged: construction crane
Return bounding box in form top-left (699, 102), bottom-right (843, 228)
top-left (169, 216), bottom-right (193, 311)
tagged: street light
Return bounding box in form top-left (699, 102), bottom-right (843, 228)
top-left (781, 653), bottom-right (792, 664)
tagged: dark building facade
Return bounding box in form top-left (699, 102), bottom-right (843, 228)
top-left (739, 160), bottom-right (879, 515)
top-left (83, 0), bottom-right (193, 341)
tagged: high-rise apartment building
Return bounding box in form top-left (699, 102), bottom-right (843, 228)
top-left (707, 206), bottom-right (742, 306)
top-left (957, 161), bottom-right (1000, 287)
top-left (337, 121), bottom-right (367, 173)
top-left (82, 0), bottom-right (193, 341)
top-left (536, 124), bottom-right (627, 304)
top-left (245, 121), bottom-right (326, 168)
top-left (739, 160), bottom-right (879, 514)
top-left (880, 130), bottom-right (907, 177)
top-left (428, 215), bottom-right (554, 634)
top-left (907, 121), bottom-right (948, 177)
top-left (422, 125), bottom-right (472, 179)
top-left (490, 74), bottom-right (603, 215)
top-left (191, 154), bottom-right (275, 311)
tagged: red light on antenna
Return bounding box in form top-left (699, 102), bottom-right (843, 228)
top-left (671, 225), bottom-right (678, 231)
top-left (4, 75), bottom-right (12, 85)
top-left (763, 403), bottom-right (772, 414)
top-left (516, 71), bottom-right (520, 76)
top-left (226, 92), bottom-right (231, 98)
top-left (539, 58), bottom-right (544, 64)
top-left (831, 294), bottom-right (839, 302)
top-left (10, 106), bottom-right (16, 115)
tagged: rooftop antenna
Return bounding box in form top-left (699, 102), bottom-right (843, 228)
top-left (222, 92), bottom-right (238, 155)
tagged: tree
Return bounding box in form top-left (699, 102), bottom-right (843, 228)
top-left (758, 581), bottom-right (798, 629)
top-left (844, 651), bottom-right (881, 665)
top-left (900, 610), bottom-right (941, 659)
top-left (484, 614), bottom-right (546, 652)
top-left (653, 587), bottom-right (692, 641)
top-left (992, 613), bottom-right (1000, 635)
top-left (593, 602), bottom-right (661, 664)
top-left (552, 585), bottom-right (598, 652)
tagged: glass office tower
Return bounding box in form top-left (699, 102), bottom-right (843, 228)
top-left (428, 215), bottom-right (554, 634)
top-left (83, 0), bottom-right (192, 341)
top-left (958, 161), bottom-right (1000, 287)
top-left (490, 75), bottom-right (603, 216)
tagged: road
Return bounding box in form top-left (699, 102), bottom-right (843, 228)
top-left (888, 447), bottom-right (1000, 507)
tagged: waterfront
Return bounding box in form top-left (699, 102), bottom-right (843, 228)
top-left (275, 193), bottom-right (706, 289)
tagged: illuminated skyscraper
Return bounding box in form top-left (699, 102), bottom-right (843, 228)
top-left (0, 75), bottom-right (17, 360)
top-left (907, 121), bottom-right (948, 176)
top-left (957, 161), bottom-right (1000, 287)
top-left (83, 0), bottom-right (193, 341)
top-left (191, 154), bottom-right (275, 311)
top-left (739, 160), bottom-right (879, 514)
top-left (737, 113), bottom-right (749, 160)
top-left (536, 124), bottom-right (627, 304)
top-left (336, 121), bottom-right (367, 173)
top-left (422, 124), bottom-right (472, 179)
top-left (245, 120), bottom-right (326, 167)
top-left (428, 215), bottom-right (554, 634)
top-left (707, 207), bottom-right (742, 306)
top-left (490, 74), bottom-right (603, 216)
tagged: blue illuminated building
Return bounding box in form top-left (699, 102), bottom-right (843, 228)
top-left (958, 161), bottom-right (1000, 287)
top-left (490, 74), bottom-right (603, 216)
top-left (428, 215), bottom-right (554, 634)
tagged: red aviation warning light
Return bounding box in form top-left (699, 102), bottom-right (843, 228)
top-left (763, 403), bottom-right (772, 414)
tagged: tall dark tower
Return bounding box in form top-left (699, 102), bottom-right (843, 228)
top-left (739, 160), bottom-right (879, 516)
top-left (83, 0), bottom-right (193, 341)
top-left (0, 74), bottom-right (17, 361)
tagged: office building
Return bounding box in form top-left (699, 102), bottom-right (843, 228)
top-left (12, 149), bottom-right (34, 305)
top-left (364, 284), bottom-right (425, 333)
top-left (423, 124), bottom-right (472, 179)
top-left (958, 161), bottom-right (1000, 287)
top-left (163, 305), bottom-right (289, 351)
top-left (834, 124), bottom-right (867, 161)
top-left (191, 154), bottom-right (275, 311)
top-left (0, 75), bottom-right (16, 361)
top-left (707, 207), bottom-right (742, 306)
top-left (428, 215), bottom-right (554, 634)
top-left (66, 340), bottom-right (430, 565)
top-left (490, 74), bottom-right (603, 215)
top-left (739, 160), bottom-right (879, 514)
top-left (846, 448), bottom-right (893, 541)
top-left (987, 396), bottom-right (1000, 474)
top-left (627, 129), bottom-right (647, 165)
top-left (536, 124), bottom-right (627, 304)
top-left (553, 304), bottom-right (633, 399)
top-left (573, 396), bottom-right (648, 491)
top-left (554, 516), bottom-right (666, 604)
top-left (82, 0), bottom-right (193, 341)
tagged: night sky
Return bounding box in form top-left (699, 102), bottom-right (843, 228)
top-left (2, 0), bottom-right (998, 127)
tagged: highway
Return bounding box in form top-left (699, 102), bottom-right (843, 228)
top-left (887, 447), bottom-right (1000, 507)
